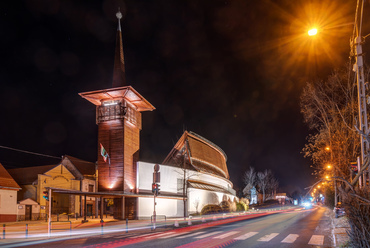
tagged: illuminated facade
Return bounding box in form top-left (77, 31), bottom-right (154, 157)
top-left (8, 155), bottom-right (96, 219)
top-left (135, 131), bottom-right (236, 218)
top-left (79, 10), bottom-right (155, 219)
top-left (80, 11), bottom-right (235, 219)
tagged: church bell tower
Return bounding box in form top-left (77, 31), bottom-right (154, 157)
top-left (79, 10), bottom-right (155, 219)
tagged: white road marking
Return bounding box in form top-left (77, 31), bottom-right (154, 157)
top-left (257, 233), bottom-right (279, 242)
top-left (308, 235), bottom-right (324, 245)
top-left (130, 232), bottom-right (164, 238)
top-left (175, 231), bottom-right (205, 239)
top-left (281, 234), bottom-right (299, 243)
top-left (234, 232), bottom-right (258, 240)
top-left (213, 231), bottom-right (240, 239)
top-left (195, 231), bottom-right (223, 239)
top-left (145, 232), bottom-right (175, 239)
top-left (159, 232), bottom-right (190, 239)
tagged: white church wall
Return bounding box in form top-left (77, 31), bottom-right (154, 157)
top-left (137, 197), bottom-right (183, 219)
top-left (137, 161), bottom-right (237, 218)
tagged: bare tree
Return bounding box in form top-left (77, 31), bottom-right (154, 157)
top-left (243, 167), bottom-right (256, 186)
top-left (301, 66), bottom-right (360, 182)
top-left (257, 170), bottom-right (271, 202)
top-left (300, 64), bottom-right (370, 246)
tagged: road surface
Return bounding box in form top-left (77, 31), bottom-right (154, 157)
top-left (5, 206), bottom-right (332, 248)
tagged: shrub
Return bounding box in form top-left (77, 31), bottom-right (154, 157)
top-left (230, 201), bottom-right (237, 212)
top-left (239, 198), bottom-right (249, 211)
top-left (220, 201), bottom-right (231, 213)
top-left (200, 204), bottom-right (222, 215)
top-left (236, 202), bottom-right (245, 211)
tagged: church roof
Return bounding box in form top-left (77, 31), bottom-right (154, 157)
top-left (0, 163), bottom-right (21, 190)
top-left (79, 86), bottom-right (155, 111)
top-left (163, 131), bottom-right (229, 179)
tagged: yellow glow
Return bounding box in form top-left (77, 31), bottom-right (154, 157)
top-left (318, 185), bottom-right (321, 188)
top-left (308, 28), bottom-right (318, 36)
top-left (325, 147), bottom-right (330, 151)
top-left (265, 1), bottom-right (354, 78)
top-left (327, 164), bottom-right (332, 169)
top-left (325, 175), bottom-right (329, 179)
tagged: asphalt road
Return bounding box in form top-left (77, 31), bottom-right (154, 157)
top-left (6, 206), bottom-right (332, 248)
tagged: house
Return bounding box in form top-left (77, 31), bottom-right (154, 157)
top-left (0, 163), bottom-right (21, 222)
top-left (17, 198), bottom-right (40, 221)
top-left (8, 155), bottom-right (96, 219)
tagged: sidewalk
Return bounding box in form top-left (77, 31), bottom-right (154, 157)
top-left (329, 208), bottom-right (350, 247)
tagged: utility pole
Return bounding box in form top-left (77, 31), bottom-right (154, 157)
top-left (352, 0), bottom-right (368, 188)
top-left (152, 164), bottom-right (160, 229)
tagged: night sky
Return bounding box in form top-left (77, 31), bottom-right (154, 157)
top-left (1, 0), bottom-right (369, 195)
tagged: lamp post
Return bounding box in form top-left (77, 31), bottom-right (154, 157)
top-left (308, 0), bottom-right (368, 188)
top-left (351, 0), bottom-right (368, 188)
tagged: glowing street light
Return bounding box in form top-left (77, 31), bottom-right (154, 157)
top-left (308, 28), bottom-right (318, 36)
top-left (327, 164), bottom-right (332, 169)
top-left (325, 175), bottom-right (329, 180)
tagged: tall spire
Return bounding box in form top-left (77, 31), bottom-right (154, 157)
top-left (112, 8), bottom-right (126, 87)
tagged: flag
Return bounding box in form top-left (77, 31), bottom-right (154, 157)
top-left (100, 143), bottom-right (109, 163)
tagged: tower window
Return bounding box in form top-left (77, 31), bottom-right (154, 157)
top-left (97, 101), bottom-right (126, 123)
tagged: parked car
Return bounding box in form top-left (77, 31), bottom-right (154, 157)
top-left (334, 203), bottom-right (345, 218)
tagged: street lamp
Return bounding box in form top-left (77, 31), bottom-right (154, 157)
top-left (308, 28), bottom-right (318, 36)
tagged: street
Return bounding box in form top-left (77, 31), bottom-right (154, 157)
top-left (7, 206), bottom-right (332, 248)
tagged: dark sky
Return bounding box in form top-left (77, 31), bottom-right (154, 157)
top-left (1, 0), bottom-right (369, 194)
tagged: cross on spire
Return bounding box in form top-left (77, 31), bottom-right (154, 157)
top-left (112, 8), bottom-right (126, 87)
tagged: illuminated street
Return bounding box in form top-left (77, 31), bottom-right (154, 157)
top-left (1, 206), bottom-right (333, 248)
top-left (1, 0), bottom-right (369, 247)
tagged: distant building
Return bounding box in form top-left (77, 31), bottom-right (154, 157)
top-left (0, 163), bottom-right (21, 222)
top-left (275, 193), bottom-right (292, 204)
top-left (17, 198), bottom-right (40, 221)
top-left (8, 155), bottom-right (96, 219)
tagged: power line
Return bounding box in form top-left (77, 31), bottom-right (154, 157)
top-left (0, 145), bottom-right (61, 160)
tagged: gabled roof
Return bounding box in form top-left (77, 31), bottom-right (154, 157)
top-left (8, 155), bottom-right (95, 185)
top-left (8, 164), bottom-right (56, 185)
top-left (18, 198), bottom-right (38, 205)
top-left (62, 155), bottom-right (96, 178)
top-left (0, 163), bottom-right (21, 190)
top-left (163, 131), bottom-right (229, 179)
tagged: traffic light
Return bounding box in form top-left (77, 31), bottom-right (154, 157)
top-left (43, 191), bottom-right (49, 201)
top-left (152, 183), bottom-right (157, 193)
top-left (152, 183), bottom-right (160, 195)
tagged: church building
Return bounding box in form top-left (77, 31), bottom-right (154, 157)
top-left (79, 10), bottom-right (236, 220)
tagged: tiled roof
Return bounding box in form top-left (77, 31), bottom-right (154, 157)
top-left (63, 155), bottom-right (96, 176)
top-left (7, 155), bottom-right (95, 185)
top-left (8, 165), bottom-right (55, 185)
top-left (0, 163), bottom-right (21, 190)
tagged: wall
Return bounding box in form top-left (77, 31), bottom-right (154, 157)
top-left (17, 199), bottom-right (40, 221)
top-left (38, 165), bottom-right (80, 216)
top-left (0, 189), bottom-right (18, 222)
top-left (187, 188), bottom-right (236, 214)
top-left (138, 197), bottom-right (183, 219)
top-left (137, 162), bottom-right (237, 218)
